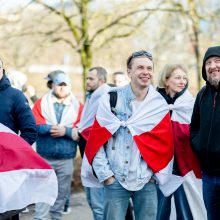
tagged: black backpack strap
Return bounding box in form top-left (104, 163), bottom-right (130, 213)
top-left (109, 91), bottom-right (118, 114)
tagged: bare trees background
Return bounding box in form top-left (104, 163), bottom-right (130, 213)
top-left (1, 0), bottom-right (220, 93)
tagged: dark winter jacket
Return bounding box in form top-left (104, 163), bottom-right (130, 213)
top-left (0, 73), bottom-right (37, 145)
top-left (190, 46), bottom-right (220, 175)
top-left (0, 73), bottom-right (37, 217)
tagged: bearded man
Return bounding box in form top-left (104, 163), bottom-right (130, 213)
top-left (32, 71), bottom-right (83, 220)
top-left (190, 46), bottom-right (220, 220)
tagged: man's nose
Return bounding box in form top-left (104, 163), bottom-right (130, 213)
top-left (143, 67), bottom-right (150, 73)
top-left (210, 61), bottom-right (217, 69)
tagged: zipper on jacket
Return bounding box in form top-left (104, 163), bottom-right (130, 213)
top-left (206, 91), bottom-right (218, 171)
top-left (213, 92), bottom-right (217, 108)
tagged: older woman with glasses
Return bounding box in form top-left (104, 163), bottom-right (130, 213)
top-left (156, 64), bottom-right (207, 220)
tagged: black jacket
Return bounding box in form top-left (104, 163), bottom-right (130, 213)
top-left (190, 45), bottom-right (220, 175)
top-left (190, 82), bottom-right (220, 175)
top-left (0, 73), bottom-right (37, 145)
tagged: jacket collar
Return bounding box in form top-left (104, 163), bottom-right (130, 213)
top-left (0, 74), bottom-right (10, 91)
top-left (124, 83), bottom-right (136, 103)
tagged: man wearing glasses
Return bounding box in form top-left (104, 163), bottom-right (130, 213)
top-left (82, 50), bottom-right (173, 220)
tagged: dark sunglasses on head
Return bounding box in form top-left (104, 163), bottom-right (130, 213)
top-left (131, 50), bottom-right (153, 60)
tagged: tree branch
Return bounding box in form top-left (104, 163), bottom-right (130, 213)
top-left (90, 7), bottom-right (184, 43)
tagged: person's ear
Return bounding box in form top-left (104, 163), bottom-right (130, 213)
top-left (127, 68), bottom-right (131, 78)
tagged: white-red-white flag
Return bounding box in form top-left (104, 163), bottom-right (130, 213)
top-left (78, 84), bottom-right (110, 140)
top-left (169, 90), bottom-right (207, 219)
top-left (81, 85), bottom-right (182, 196)
top-left (0, 123), bottom-right (58, 213)
top-left (32, 91), bottom-right (83, 127)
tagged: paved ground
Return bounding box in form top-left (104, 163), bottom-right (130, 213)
top-left (20, 191), bottom-right (177, 220)
top-left (20, 191), bottom-right (92, 220)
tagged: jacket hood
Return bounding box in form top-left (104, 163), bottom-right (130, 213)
top-left (0, 73), bottom-right (11, 91)
top-left (202, 46), bottom-right (220, 81)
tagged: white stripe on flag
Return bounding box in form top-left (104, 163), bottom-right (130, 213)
top-left (183, 171), bottom-right (207, 219)
top-left (81, 155), bottom-right (102, 187)
top-left (0, 169), bottom-right (57, 213)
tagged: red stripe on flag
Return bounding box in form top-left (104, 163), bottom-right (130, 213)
top-left (134, 113), bottom-right (173, 173)
top-left (73, 103), bottom-right (84, 128)
top-left (85, 118), bottom-right (112, 165)
top-left (32, 98), bottom-right (46, 125)
top-left (172, 121), bottom-right (202, 178)
top-left (81, 126), bottom-right (92, 141)
top-left (0, 132), bottom-right (51, 172)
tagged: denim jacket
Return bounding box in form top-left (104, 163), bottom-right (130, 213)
top-left (92, 84), bottom-right (152, 190)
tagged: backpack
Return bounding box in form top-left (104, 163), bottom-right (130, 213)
top-left (78, 91), bottom-right (118, 158)
top-left (109, 91), bottom-right (118, 114)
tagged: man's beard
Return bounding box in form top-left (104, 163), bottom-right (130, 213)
top-left (53, 91), bottom-right (69, 99)
top-left (207, 75), bottom-right (219, 88)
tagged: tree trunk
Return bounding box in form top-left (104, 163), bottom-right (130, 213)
top-left (192, 24), bottom-right (202, 90)
top-left (80, 0), bottom-right (92, 98)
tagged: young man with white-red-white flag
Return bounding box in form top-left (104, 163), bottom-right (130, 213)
top-left (81, 50), bottom-right (183, 220)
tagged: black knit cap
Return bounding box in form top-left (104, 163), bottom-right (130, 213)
top-left (202, 46), bottom-right (220, 81)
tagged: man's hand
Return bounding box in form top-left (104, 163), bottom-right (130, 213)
top-left (50, 125), bottom-right (66, 137)
top-left (104, 176), bottom-right (115, 185)
top-left (72, 127), bottom-right (79, 141)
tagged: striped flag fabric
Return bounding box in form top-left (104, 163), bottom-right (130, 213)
top-left (77, 84), bottom-right (110, 140)
top-left (32, 91), bottom-right (83, 127)
top-left (81, 85), bottom-right (182, 196)
top-left (169, 90), bottom-right (207, 219)
top-left (0, 123), bottom-right (58, 213)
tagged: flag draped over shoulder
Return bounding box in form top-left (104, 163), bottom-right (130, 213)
top-left (81, 85), bottom-right (181, 196)
top-left (78, 84), bottom-right (110, 140)
top-left (169, 90), bottom-right (207, 219)
top-left (32, 91), bottom-right (83, 127)
top-left (0, 123), bottom-right (58, 213)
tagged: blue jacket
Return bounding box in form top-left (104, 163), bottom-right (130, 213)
top-left (34, 95), bottom-right (78, 159)
top-left (0, 73), bottom-right (37, 145)
top-left (36, 124), bottom-right (78, 159)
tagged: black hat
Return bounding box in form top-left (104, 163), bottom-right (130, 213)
top-left (202, 46), bottom-right (220, 81)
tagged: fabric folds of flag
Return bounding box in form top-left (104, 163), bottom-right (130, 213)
top-left (0, 123), bottom-right (58, 213)
top-left (32, 91), bottom-right (83, 127)
top-left (77, 84), bottom-right (110, 140)
top-left (169, 90), bottom-right (207, 219)
top-left (81, 85), bottom-right (181, 195)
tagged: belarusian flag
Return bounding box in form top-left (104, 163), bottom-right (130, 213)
top-left (78, 84), bottom-right (110, 140)
top-left (32, 91), bottom-right (83, 127)
top-left (169, 89), bottom-right (207, 219)
top-left (0, 123), bottom-right (58, 213)
top-left (81, 85), bottom-right (182, 196)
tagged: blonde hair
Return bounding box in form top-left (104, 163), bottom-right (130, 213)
top-left (158, 64), bottom-right (188, 88)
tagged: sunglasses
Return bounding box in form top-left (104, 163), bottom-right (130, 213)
top-left (131, 50), bottom-right (152, 60)
top-left (127, 50), bottom-right (153, 68)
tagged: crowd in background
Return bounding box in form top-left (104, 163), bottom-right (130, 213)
top-left (1, 45), bottom-right (220, 220)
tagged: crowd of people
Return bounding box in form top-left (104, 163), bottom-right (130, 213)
top-left (0, 45), bottom-right (220, 220)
